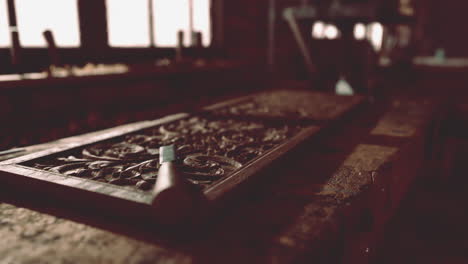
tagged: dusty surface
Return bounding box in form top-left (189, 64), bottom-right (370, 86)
top-left (371, 99), bottom-right (434, 137)
top-left (0, 143), bottom-right (397, 264)
top-left (212, 90), bottom-right (364, 121)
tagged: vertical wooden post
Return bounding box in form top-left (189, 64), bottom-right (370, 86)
top-left (7, 0), bottom-right (22, 72)
top-left (212, 0), bottom-right (224, 48)
top-left (267, 0), bottom-right (276, 72)
top-left (78, 0), bottom-right (108, 59)
top-left (189, 0), bottom-right (195, 46)
top-left (149, 0), bottom-right (155, 46)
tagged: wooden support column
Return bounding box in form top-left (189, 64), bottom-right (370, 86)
top-left (78, 0), bottom-right (109, 59)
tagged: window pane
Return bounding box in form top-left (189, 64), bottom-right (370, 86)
top-left (311, 21), bottom-right (325, 39)
top-left (323, 24), bottom-right (339, 39)
top-left (367, 22), bottom-right (383, 51)
top-left (106, 0), bottom-right (151, 47)
top-left (153, 0), bottom-right (211, 47)
top-left (15, 0), bottom-right (80, 47)
top-left (354, 23), bottom-right (366, 40)
top-left (0, 0), bottom-right (11, 47)
top-left (153, 0), bottom-right (189, 47)
top-left (192, 0), bottom-right (211, 46)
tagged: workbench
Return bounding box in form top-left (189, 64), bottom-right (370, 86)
top-left (0, 91), bottom-right (439, 264)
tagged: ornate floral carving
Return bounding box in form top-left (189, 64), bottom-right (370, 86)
top-left (32, 116), bottom-right (300, 191)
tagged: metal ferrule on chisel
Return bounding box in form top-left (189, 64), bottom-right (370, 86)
top-left (159, 145), bottom-right (176, 164)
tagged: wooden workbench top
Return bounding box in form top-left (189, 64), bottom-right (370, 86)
top-left (0, 93), bottom-right (438, 264)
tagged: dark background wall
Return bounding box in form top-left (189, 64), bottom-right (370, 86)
top-left (424, 0), bottom-right (468, 57)
top-left (223, 0), bottom-right (468, 72)
top-left (223, 0), bottom-right (309, 79)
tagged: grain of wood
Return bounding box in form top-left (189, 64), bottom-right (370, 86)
top-left (0, 203), bottom-right (191, 264)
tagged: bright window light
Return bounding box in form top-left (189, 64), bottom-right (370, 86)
top-left (367, 22), bottom-right (383, 51)
top-left (312, 22), bottom-right (340, 40)
top-left (153, 0), bottom-right (211, 47)
top-left (192, 0), bottom-right (211, 46)
top-left (311, 21), bottom-right (325, 39)
top-left (153, 0), bottom-right (189, 47)
top-left (324, 24), bottom-right (339, 39)
top-left (354, 23), bottom-right (366, 40)
top-left (0, 0), bottom-right (11, 47)
top-left (15, 0), bottom-right (80, 47)
top-left (106, 0), bottom-right (151, 47)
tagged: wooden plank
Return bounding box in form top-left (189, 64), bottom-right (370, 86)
top-left (0, 90), bottom-right (364, 226)
top-left (0, 95), bottom-right (436, 264)
top-left (0, 113), bottom-right (189, 165)
top-left (0, 120), bottom-right (168, 162)
top-left (207, 89), bottom-right (365, 123)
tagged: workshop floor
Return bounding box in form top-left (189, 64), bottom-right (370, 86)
top-left (375, 173), bottom-right (468, 263)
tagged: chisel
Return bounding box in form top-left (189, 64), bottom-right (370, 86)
top-left (151, 145), bottom-right (204, 225)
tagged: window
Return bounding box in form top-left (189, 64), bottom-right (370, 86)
top-left (367, 22), bottom-right (383, 51)
top-left (323, 24), bottom-right (339, 39)
top-left (311, 21), bottom-right (325, 39)
top-left (153, 0), bottom-right (211, 47)
top-left (0, 0), bottom-right (80, 47)
top-left (106, 0), bottom-right (151, 47)
top-left (106, 0), bottom-right (211, 47)
top-left (311, 21), bottom-right (383, 51)
top-left (152, 0), bottom-right (190, 47)
top-left (354, 22), bottom-right (384, 51)
top-left (354, 23), bottom-right (366, 40)
top-left (311, 22), bottom-right (340, 40)
top-left (0, 1), bottom-right (11, 47)
top-left (189, 0), bottom-right (211, 46)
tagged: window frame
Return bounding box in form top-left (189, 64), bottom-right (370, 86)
top-left (0, 0), bottom-right (224, 74)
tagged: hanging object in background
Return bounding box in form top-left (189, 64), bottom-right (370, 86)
top-left (7, 0), bottom-right (22, 72)
top-left (335, 77), bottom-right (354, 96)
top-left (282, 4), bottom-right (318, 75)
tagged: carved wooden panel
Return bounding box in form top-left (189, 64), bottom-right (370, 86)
top-left (0, 90), bottom-right (364, 224)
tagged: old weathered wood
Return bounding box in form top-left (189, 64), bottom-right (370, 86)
top-left (0, 90), bottom-right (364, 227)
top-left (0, 94), bottom-right (438, 264)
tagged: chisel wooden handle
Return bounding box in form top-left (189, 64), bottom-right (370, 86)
top-left (151, 145), bottom-right (204, 225)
